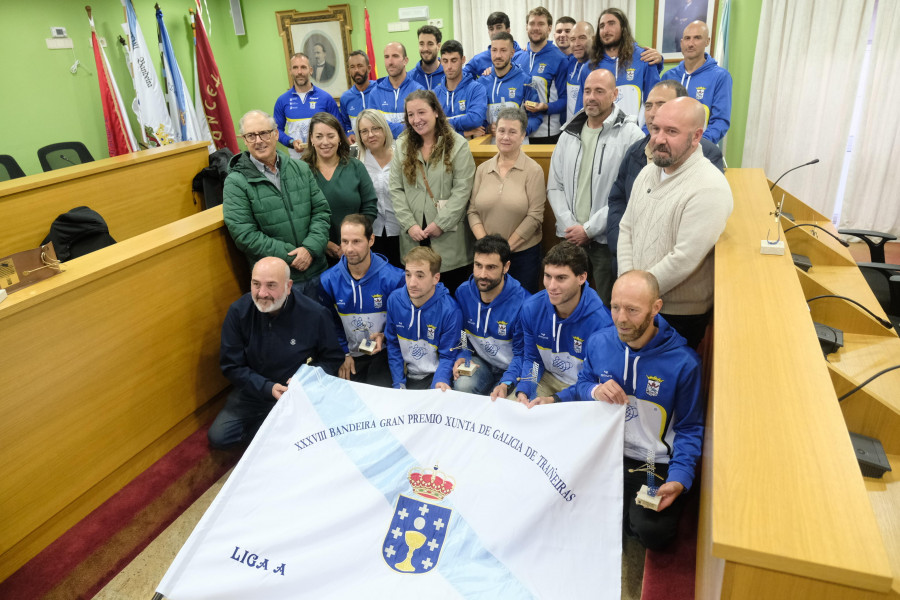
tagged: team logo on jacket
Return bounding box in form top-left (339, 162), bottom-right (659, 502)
top-left (509, 88), bottom-right (517, 99)
top-left (538, 63), bottom-right (546, 74)
top-left (310, 101), bottom-right (317, 109)
top-left (695, 87), bottom-right (706, 100)
top-left (427, 324), bottom-right (436, 340)
top-left (646, 375), bottom-right (663, 397)
top-left (497, 320), bottom-right (508, 336)
top-left (626, 68), bottom-right (635, 81)
top-left (458, 100), bottom-right (466, 111)
top-left (573, 336), bottom-right (584, 354)
top-left (383, 465), bottom-right (454, 574)
top-left (373, 294), bottom-right (383, 309)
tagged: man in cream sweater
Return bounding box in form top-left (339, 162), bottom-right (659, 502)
top-left (617, 97), bottom-right (732, 348)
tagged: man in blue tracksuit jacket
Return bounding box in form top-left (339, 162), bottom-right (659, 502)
top-left (408, 24), bottom-right (445, 90)
top-left (479, 33), bottom-right (542, 138)
top-left (463, 10), bottom-right (525, 79)
top-left (274, 53), bottom-right (342, 158)
top-left (515, 242), bottom-right (612, 403)
top-left (569, 270), bottom-right (702, 550)
top-left (319, 215), bottom-right (405, 387)
top-left (515, 9), bottom-right (569, 143)
top-left (369, 42), bottom-right (425, 138)
top-left (433, 41), bottom-right (489, 137)
top-left (661, 21), bottom-right (732, 143)
top-left (565, 21), bottom-right (594, 124)
top-left (339, 50), bottom-right (378, 139)
top-left (385, 247), bottom-right (462, 390)
top-left (452, 235), bottom-right (530, 397)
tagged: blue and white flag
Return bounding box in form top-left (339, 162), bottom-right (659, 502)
top-left (122, 0), bottom-right (175, 147)
top-left (155, 4), bottom-right (213, 151)
top-left (157, 366), bottom-right (625, 599)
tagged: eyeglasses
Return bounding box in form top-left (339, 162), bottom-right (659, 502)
top-left (358, 126), bottom-right (382, 137)
top-left (241, 129), bottom-right (275, 142)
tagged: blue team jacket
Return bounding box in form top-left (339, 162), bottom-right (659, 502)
top-left (514, 41), bottom-right (569, 137)
top-left (463, 40), bottom-right (524, 79)
top-left (369, 76), bottom-right (426, 138)
top-left (434, 74), bottom-right (489, 134)
top-left (273, 85), bottom-right (341, 149)
top-left (338, 81), bottom-right (377, 136)
top-left (408, 61), bottom-right (445, 91)
top-left (661, 53), bottom-right (733, 143)
top-left (478, 63), bottom-right (542, 136)
top-left (592, 43), bottom-right (662, 123)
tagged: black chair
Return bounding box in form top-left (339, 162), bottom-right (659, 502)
top-left (841, 228), bottom-right (900, 335)
top-left (0, 154), bottom-right (25, 180)
top-left (37, 142), bottom-right (94, 172)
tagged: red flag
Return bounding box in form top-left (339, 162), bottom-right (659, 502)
top-left (88, 12), bottom-right (138, 156)
top-left (365, 8), bottom-right (378, 80)
top-left (192, 4), bottom-right (239, 154)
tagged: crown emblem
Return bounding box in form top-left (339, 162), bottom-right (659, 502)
top-left (408, 465), bottom-right (455, 501)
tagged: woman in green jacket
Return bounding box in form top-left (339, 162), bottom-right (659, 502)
top-left (389, 90), bottom-right (476, 291)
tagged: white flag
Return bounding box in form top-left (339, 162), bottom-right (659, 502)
top-left (157, 366), bottom-right (625, 599)
top-left (122, 0), bottom-right (175, 147)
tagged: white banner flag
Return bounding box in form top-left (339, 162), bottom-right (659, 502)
top-left (157, 366), bottom-right (625, 599)
top-left (122, 0), bottom-right (175, 147)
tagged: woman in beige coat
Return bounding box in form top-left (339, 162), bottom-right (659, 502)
top-left (389, 90), bottom-right (475, 291)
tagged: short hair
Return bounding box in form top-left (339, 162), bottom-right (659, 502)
top-left (440, 40), bottom-right (464, 58)
top-left (417, 25), bottom-right (442, 45)
top-left (385, 42), bottom-right (408, 59)
top-left (491, 31), bottom-right (515, 46)
top-left (238, 110), bottom-right (277, 135)
top-left (653, 79), bottom-right (688, 97)
top-left (341, 213), bottom-right (373, 239)
top-left (619, 270), bottom-right (660, 301)
top-left (487, 11), bottom-right (511, 29)
top-left (313, 42), bottom-right (325, 53)
top-left (496, 106), bottom-right (528, 132)
top-left (354, 108), bottom-right (394, 162)
top-left (543, 241), bottom-right (589, 277)
top-left (348, 49), bottom-right (370, 65)
top-left (290, 52), bottom-right (309, 62)
top-left (301, 112), bottom-right (351, 169)
top-left (474, 234), bottom-right (511, 264)
top-left (404, 246), bottom-right (441, 275)
top-left (527, 7), bottom-right (552, 26)
top-left (556, 16), bottom-right (576, 26)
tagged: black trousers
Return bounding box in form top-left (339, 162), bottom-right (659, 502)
top-left (623, 456), bottom-right (689, 551)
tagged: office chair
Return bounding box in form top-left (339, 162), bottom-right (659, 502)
top-left (37, 142), bottom-right (95, 172)
top-left (841, 229), bottom-right (900, 335)
top-left (0, 154), bottom-right (26, 180)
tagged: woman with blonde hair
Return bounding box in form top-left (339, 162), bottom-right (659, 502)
top-left (354, 108), bottom-right (400, 266)
top-left (389, 90), bottom-right (475, 291)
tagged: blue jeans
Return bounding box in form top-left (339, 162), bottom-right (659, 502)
top-left (208, 388), bottom-right (276, 449)
top-left (452, 354), bottom-right (506, 395)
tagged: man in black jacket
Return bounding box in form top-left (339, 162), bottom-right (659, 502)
top-left (208, 256), bottom-right (343, 448)
top-left (606, 80), bottom-right (725, 269)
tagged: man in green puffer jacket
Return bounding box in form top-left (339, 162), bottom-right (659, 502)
top-left (224, 110), bottom-right (332, 297)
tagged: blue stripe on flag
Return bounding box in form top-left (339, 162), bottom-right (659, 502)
top-left (296, 366), bottom-right (534, 598)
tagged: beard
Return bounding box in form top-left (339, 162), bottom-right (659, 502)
top-left (254, 292), bottom-right (288, 314)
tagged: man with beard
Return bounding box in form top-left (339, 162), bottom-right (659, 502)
top-left (534, 270), bottom-right (703, 551)
top-left (618, 97), bottom-right (733, 348)
top-left (408, 25), bottom-right (445, 90)
top-left (370, 42), bottom-right (425, 137)
top-left (208, 257), bottom-right (343, 449)
top-left (339, 50), bottom-right (377, 142)
top-left (463, 11), bottom-right (525, 79)
top-left (433, 40), bottom-right (488, 139)
top-left (319, 215), bottom-right (405, 387)
top-left (451, 235), bottom-right (530, 397)
top-left (514, 7), bottom-right (569, 143)
top-left (479, 32), bottom-right (542, 138)
top-left (565, 21), bottom-right (594, 124)
top-left (547, 68), bottom-right (643, 305)
top-left (274, 53), bottom-right (342, 157)
top-left (589, 8), bottom-right (662, 125)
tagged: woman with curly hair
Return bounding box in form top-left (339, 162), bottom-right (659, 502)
top-left (302, 112), bottom-right (377, 260)
top-left (389, 90), bottom-right (475, 291)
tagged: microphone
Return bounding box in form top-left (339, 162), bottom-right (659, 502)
top-left (783, 223), bottom-right (850, 247)
top-left (59, 154), bottom-right (77, 166)
top-left (807, 294), bottom-right (894, 330)
top-left (770, 159), bottom-right (819, 191)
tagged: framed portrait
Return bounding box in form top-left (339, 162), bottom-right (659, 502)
top-left (276, 5), bottom-right (353, 99)
top-left (653, 0), bottom-right (719, 63)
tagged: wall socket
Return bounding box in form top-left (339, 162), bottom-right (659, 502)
top-left (50, 26), bottom-right (67, 38)
top-left (427, 18), bottom-right (444, 28)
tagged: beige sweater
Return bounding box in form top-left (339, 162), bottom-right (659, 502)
top-left (618, 145), bottom-right (733, 315)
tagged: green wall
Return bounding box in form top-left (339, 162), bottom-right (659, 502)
top-left (1, 0), bottom-right (756, 177)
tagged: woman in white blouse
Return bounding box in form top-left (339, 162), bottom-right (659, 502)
top-left (354, 109), bottom-right (401, 266)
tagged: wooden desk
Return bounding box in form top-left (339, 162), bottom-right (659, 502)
top-left (697, 169), bottom-right (894, 598)
top-left (0, 206), bottom-right (246, 580)
top-left (0, 141), bottom-right (209, 258)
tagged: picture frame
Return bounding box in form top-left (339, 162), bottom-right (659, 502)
top-left (276, 4), bottom-right (354, 99)
top-left (652, 0), bottom-right (719, 64)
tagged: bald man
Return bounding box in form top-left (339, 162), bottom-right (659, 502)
top-left (661, 20), bottom-right (733, 143)
top-left (565, 21), bottom-right (594, 123)
top-left (548, 68), bottom-right (643, 305)
top-left (369, 42), bottom-right (425, 137)
top-left (573, 270), bottom-right (703, 550)
top-left (618, 97), bottom-right (733, 348)
top-left (209, 257), bottom-right (344, 449)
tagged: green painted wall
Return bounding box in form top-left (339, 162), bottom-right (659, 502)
top-left (2, 0), bottom-right (756, 176)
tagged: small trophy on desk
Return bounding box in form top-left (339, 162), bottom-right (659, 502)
top-left (635, 448), bottom-right (662, 511)
top-left (354, 323), bottom-right (377, 355)
top-left (452, 330), bottom-right (478, 376)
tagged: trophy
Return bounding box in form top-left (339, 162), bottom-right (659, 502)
top-left (452, 330), bottom-right (478, 376)
top-left (517, 361), bottom-right (540, 385)
top-left (354, 323), bottom-right (377, 355)
top-left (635, 448), bottom-right (662, 511)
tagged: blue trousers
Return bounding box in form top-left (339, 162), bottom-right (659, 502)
top-left (451, 354), bottom-right (506, 395)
